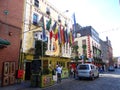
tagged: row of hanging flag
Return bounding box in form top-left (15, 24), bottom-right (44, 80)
top-left (39, 13), bottom-right (76, 46)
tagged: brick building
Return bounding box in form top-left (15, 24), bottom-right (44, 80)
top-left (0, 0), bottom-right (24, 86)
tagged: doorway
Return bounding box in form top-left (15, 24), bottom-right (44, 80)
top-left (25, 62), bottom-right (31, 80)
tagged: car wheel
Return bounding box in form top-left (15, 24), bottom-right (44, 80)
top-left (79, 77), bottom-right (81, 80)
top-left (97, 74), bottom-right (99, 78)
top-left (91, 75), bottom-right (95, 80)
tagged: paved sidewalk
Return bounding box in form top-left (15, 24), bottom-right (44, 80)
top-left (0, 81), bottom-right (30, 90)
top-left (0, 78), bottom-right (75, 90)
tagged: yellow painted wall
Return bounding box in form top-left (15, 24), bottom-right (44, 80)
top-left (24, 0), bottom-right (71, 55)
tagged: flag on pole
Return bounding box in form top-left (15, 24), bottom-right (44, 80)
top-left (61, 27), bottom-right (65, 45)
top-left (70, 30), bottom-right (72, 45)
top-left (52, 21), bottom-right (58, 41)
top-left (69, 28), bottom-right (74, 45)
top-left (64, 28), bottom-right (68, 43)
top-left (46, 18), bottom-right (52, 31)
top-left (58, 24), bottom-right (61, 44)
top-left (46, 18), bottom-right (52, 40)
top-left (54, 26), bottom-right (58, 41)
top-left (72, 12), bottom-right (76, 39)
top-left (73, 13), bottom-right (76, 26)
top-left (40, 16), bottom-right (46, 40)
top-left (50, 30), bottom-right (53, 40)
top-left (52, 21), bottom-right (57, 33)
top-left (54, 31), bottom-right (58, 41)
top-left (68, 31), bottom-right (70, 44)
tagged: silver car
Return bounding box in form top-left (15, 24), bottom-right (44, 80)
top-left (76, 63), bottom-right (99, 80)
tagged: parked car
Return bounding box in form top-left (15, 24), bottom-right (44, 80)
top-left (76, 63), bottom-right (99, 80)
top-left (108, 66), bottom-right (115, 71)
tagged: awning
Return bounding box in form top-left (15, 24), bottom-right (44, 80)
top-left (0, 38), bottom-right (10, 45)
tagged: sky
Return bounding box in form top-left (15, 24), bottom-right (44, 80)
top-left (48, 0), bottom-right (120, 57)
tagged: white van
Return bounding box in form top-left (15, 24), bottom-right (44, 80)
top-left (76, 63), bottom-right (99, 80)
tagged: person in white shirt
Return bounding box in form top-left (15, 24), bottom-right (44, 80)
top-left (56, 64), bottom-right (62, 83)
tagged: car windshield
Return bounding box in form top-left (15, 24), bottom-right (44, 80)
top-left (78, 65), bottom-right (89, 70)
top-left (109, 66), bottom-right (114, 68)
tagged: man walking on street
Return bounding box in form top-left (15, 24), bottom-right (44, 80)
top-left (56, 64), bottom-right (62, 83)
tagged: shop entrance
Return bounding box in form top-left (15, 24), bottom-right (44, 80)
top-left (25, 62), bottom-right (31, 80)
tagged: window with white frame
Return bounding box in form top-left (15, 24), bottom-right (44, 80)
top-left (33, 13), bottom-right (38, 25)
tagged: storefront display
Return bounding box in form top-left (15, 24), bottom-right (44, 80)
top-left (24, 54), bottom-right (71, 88)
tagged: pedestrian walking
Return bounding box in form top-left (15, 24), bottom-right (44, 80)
top-left (73, 68), bottom-right (76, 78)
top-left (56, 64), bottom-right (62, 83)
top-left (69, 68), bottom-right (74, 78)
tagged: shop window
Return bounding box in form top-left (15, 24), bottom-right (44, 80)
top-left (34, 0), bottom-right (39, 7)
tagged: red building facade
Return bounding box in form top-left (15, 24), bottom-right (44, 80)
top-left (0, 0), bottom-right (24, 86)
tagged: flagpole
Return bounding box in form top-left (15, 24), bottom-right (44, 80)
top-left (41, 25), bottom-right (43, 58)
top-left (50, 26), bottom-right (52, 56)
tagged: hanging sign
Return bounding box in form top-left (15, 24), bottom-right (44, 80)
top-left (17, 70), bottom-right (24, 79)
